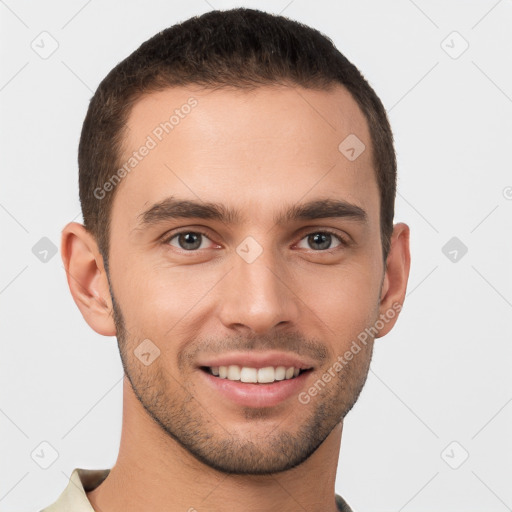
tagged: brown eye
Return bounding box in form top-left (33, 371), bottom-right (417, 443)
top-left (296, 231), bottom-right (346, 251)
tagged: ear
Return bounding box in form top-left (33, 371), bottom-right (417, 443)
top-left (375, 222), bottom-right (411, 338)
top-left (61, 222), bottom-right (116, 336)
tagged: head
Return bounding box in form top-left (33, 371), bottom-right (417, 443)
top-left (62, 8), bottom-right (410, 475)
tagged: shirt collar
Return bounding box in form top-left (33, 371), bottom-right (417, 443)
top-left (40, 467), bottom-right (353, 512)
top-left (40, 468), bottom-right (110, 512)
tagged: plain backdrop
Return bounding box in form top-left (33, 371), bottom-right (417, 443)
top-left (1, 1), bottom-right (511, 511)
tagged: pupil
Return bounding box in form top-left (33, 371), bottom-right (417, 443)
top-left (309, 233), bottom-right (331, 250)
top-left (180, 232), bottom-right (201, 250)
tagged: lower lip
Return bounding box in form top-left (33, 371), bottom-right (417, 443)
top-left (199, 369), bottom-right (312, 408)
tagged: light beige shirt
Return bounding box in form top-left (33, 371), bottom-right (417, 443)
top-left (39, 467), bottom-right (353, 511)
top-left (39, 468), bottom-right (109, 512)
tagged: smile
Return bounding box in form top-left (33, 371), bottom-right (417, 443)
top-left (201, 365), bottom-right (310, 384)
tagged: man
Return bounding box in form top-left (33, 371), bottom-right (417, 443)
top-left (41, 7), bottom-right (410, 512)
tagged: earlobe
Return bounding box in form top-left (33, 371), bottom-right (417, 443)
top-left (61, 222), bottom-right (116, 336)
top-left (376, 222), bottom-right (411, 338)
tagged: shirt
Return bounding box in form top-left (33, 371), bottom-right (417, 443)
top-left (39, 467), bottom-right (354, 512)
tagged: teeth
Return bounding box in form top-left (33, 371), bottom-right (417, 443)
top-left (227, 365), bottom-right (241, 380)
top-left (257, 367), bottom-right (275, 383)
top-left (275, 366), bottom-right (286, 380)
top-left (210, 365), bottom-right (304, 383)
top-left (240, 367), bottom-right (257, 383)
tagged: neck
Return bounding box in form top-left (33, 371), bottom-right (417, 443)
top-left (87, 378), bottom-right (343, 512)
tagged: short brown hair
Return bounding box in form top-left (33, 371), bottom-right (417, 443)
top-left (78, 7), bottom-right (396, 268)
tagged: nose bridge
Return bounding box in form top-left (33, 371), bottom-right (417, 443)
top-left (218, 235), bottom-right (299, 334)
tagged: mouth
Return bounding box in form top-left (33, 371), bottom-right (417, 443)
top-left (198, 364), bottom-right (314, 408)
top-left (200, 365), bottom-right (313, 384)
top-left (195, 351), bottom-right (317, 408)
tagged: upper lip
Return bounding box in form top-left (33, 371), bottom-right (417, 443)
top-left (197, 351), bottom-right (315, 370)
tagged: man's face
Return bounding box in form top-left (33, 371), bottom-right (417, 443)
top-left (107, 84), bottom-right (385, 474)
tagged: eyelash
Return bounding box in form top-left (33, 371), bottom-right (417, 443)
top-left (162, 228), bottom-right (349, 253)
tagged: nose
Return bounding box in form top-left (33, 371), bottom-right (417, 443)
top-left (217, 241), bottom-right (301, 335)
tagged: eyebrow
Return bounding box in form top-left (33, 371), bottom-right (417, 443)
top-left (137, 196), bottom-right (368, 228)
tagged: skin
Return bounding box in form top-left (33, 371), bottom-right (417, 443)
top-left (61, 84), bottom-right (410, 512)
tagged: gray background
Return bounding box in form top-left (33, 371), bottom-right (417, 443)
top-left (1, 1), bottom-right (511, 511)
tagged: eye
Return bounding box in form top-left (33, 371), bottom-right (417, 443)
top-left (296, 230), bottom-right (348, 251)
top-left (163, 229), bottom-right (349, 253)
top-left (165, 230), bottom-right (216, 251)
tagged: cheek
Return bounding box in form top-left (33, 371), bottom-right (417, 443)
top-left (112, 261), bottom-right (220, 340)
top-left (298, 258), bottom-right (381, 343)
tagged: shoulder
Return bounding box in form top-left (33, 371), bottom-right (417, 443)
top-left (335, 492), bottom-right (355, 512)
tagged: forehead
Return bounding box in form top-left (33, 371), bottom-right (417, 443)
top-left (111, 84), bottom-right (378, 229)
